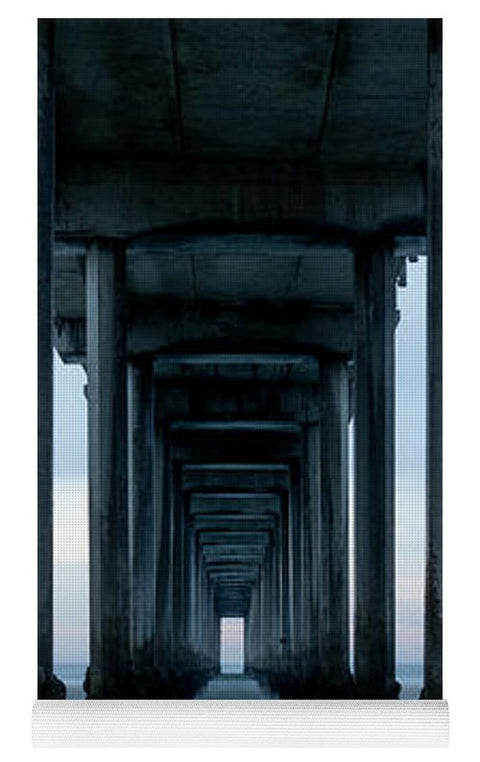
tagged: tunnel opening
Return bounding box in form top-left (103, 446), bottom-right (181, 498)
top-left (220, 617), bottom-right (245, 675)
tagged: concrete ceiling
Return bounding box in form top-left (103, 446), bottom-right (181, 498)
top-left (54, 19), bottom-right (427, 167)
top-left (52, 19), bottom-right (427, 343)
top-left (126, 236), bottom-right (353, 306)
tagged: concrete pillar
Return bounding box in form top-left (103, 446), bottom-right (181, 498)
top-left (212, 610), bottom-right (219, 671)
top-left (252, 581), bottom-right (261, 669)
top-left (423, 18), bottom-right (442, 700)
top-left (216, 609), bottom-right (221, 669)
top-left (172, 463), bottom-right (185, 656)
top-left (246, 581), bottom-right (260, 670)
top-left (200, 564), bottom-right (209, 660)
top-left (38, 19), bottom-right (66, 698)
top-left (303, 421), bottom-right (322, 671)
top-left (185, 522), bottom-right (196, 650)
top-left (86, 239), bottom-right (130, 697)
top-left (245, 608), bottom-right (251, 669)
top-left (251, 595), bottom-right (256, 670)
top-left (278, 503), bottom-right (288, 665)
top-left (129, 360), bottom-right (155, 668)
top-left (207, 579), bottom-right (216, 664)
top-left (354, 238), bottom-right (397, 698)
top-left (319, 360), bottom-right (350, 684)
top-left (264, 546), bottom-right (274, 670)
top-left (154, 423), bottom-right (173, 668)
top-left (195, 539), bottom-right (203, 654)
top-left (38, 18), bottom-right (64, 698)
top-left (290, 462), bottom-right (304, 665)
top-left (213, 594), bottom-right (220, 668)
top-left (283, 491), bottom-right (294, 660)
top-left (194, 552), bottom-right (202, 657)
top-left (273, 532), bottom-right (282, 670)
top-left (258, 562), bottom-right (266, 668)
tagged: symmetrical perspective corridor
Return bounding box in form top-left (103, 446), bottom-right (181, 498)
top-left (38, 19), bottom-right (442, 700)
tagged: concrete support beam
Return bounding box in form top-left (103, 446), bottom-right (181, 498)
top-left (172, 429), bottom-right (301, 464)
top-left (279, 493), bottom-right (291, 661)
top-left (194, 544), bottom-right (204, 655)
top-left (54, 304), bottom-right (355, 362)
top-left (205, 570), bottom-right (212, 662)
top-left (210, 585), bottom-right (219, 665)
top-left (186, 522), bottom-right (197, 651)
top-left (86, 239), bottom-right (130, 697)
top-left (56, 158), bottom-right (425, 238)
top-left (252, 585), bottom-right (260, 669)
top-left (246, 583), bottom-right (258, 669)
top-left (258, 563), bottom-right (267, 668)
top-left (38, 19), bottom-right (65, 698)
top-left (183, 464), bottom-right (289, 495)
top-left (354, 240), bottom-right (397, 698)
top-left (132, 303), bottom-right (354, 357)
top-left (302, 420), bottom-right (322, 669)
top-left (289, 462), bottom-right (303, 660)
top-left (154, 424), bottom-right (174, 662)
top-left (423, 18), bottom-right (442, 700)
top-left (172, 462), bottom-right (186, 654)
top-left (129, 360), bottom-right (155, 668)
top-left (198, 561), bottom-right (207, 660)
top-left (264, 547), bottom-right (274, 670)
top-left (38, 17), bottom-right (53, 677)
top-left (319, 360), bottom-right (350, 683)
top-left (271, 540), bottom-right (281, 669)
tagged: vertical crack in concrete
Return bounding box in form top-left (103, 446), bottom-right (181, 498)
top-left (284, 255), bottom-right (303, 300)
top-left (316, 19), bottom-right (342, 155)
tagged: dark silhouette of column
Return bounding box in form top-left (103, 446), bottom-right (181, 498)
top-left (86, 239), bottom-right (130, 697)
top-left (423, 18), bottom-right (442, 700)
top-left (172, 462), bottom-right (186, 655)
top-left (303, 421), bottom-right (321, 671)
top-left (319, 359), bottom-right (350, 690)
top-left (354, 238), bottom-right (398, 698)
top-left (154, 423), bottom-right (174, 668)
top-left (38, 18), bottom-right (65, 698)
top-left (186, 521), bottom-right (197, 651)
top-left (130, 360), bottom-right (155, 668)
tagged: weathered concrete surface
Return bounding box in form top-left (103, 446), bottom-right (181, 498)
top-left (86, 240), bottom-right (130, 697)
top-left (423, 18), bottom-right (442, 701)
top-left (182, 463), bottom-right (289, 496)
top-left (38, 18), bottom-right (55, 684)
top-left (55, 19), bottom-right (426, 165)
top-left (156, 380), bottom-right (322, 425)
top-left (301, 421), bottom-right (322, 665)
top-left (38, 19), bottom-right (67, 700)
top-left (129, 360), bottom-right (155, 668)
top-left (55, 304), bottom-right (355, 362)
top-left (318, 360), bottom-right (350, 680)
top-left (354, 241), bottom-right (398, 699)
top-left (154, 424), bottom-right (174, 665)
top-left (56, 160), bottom-right (425, 238)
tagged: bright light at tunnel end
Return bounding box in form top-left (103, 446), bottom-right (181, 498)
top-left (220, 617), bottom-right (245, 675)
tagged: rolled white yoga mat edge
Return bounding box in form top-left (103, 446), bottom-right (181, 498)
top-left (32, 699), bottom-right (449, 747)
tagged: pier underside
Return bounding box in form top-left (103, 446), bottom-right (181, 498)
top-left (38, 19), bottom-right (442, 700)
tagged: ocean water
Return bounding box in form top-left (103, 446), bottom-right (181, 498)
top-left (396, 663), bottom-right (423, 700)
top-left (55, 662), bottom-right (423, 700)
top-left (55, 663), bottom-right (87, 699)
